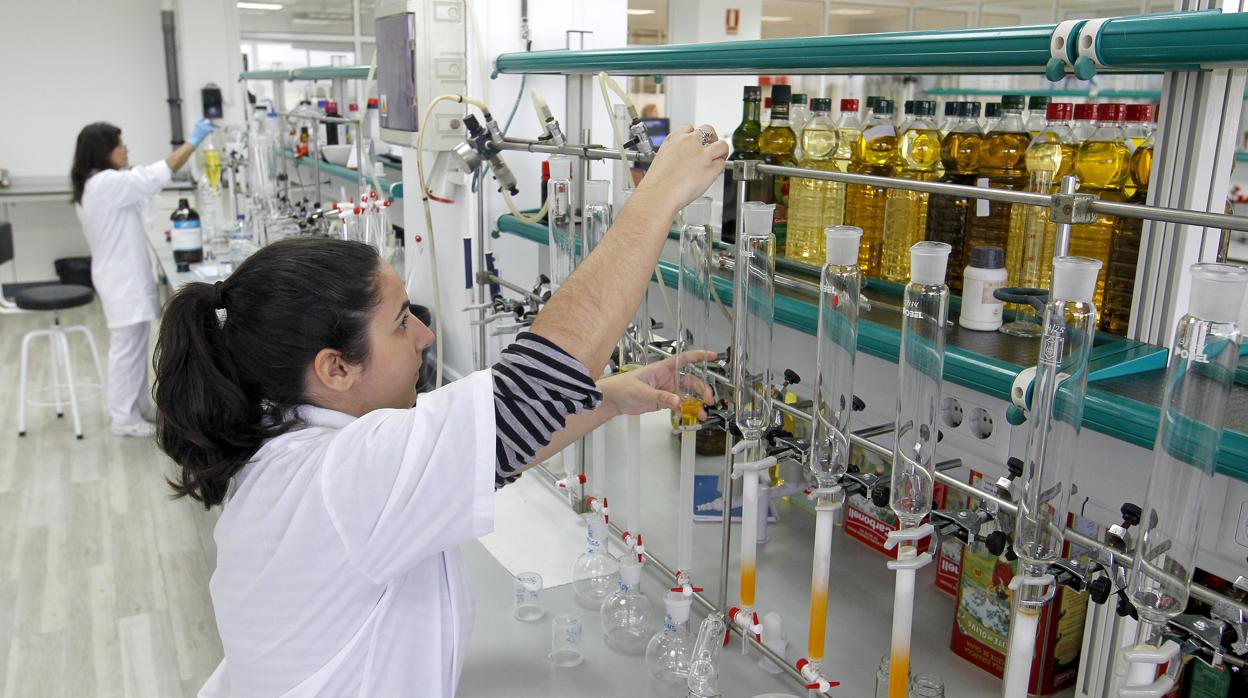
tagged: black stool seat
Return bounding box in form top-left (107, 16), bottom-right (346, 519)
top-left (14, 284), bottom-right (94, 311)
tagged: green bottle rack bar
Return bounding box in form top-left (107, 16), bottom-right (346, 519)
top-left (494, 11), bottom-right (1248, 77)
top-left (240, 65), bottom-right (372, 81)
top-left (281, 150), bottom-right (404, 199)
top-left (493, 212), bottom-right (1248, 482)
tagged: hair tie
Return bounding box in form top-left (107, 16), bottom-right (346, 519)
top-left (212, 281), bottom-right (226, 310)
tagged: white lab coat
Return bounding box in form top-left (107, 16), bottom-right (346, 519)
top-left (75, 161), bottom-right (171, 328)
top-left (199, 369), bottom-right (496, 698)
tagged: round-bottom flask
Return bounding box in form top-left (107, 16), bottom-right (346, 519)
top-left (571, 517), bottom-right (620, 609)
top-left (601, 556), bottom-right (656, 654)
top-left (646, 593), bottom-right (694, 689)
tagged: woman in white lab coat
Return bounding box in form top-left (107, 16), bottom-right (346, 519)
top-left (151, 124), bottom-right (728, 697)
top-left (71, 118), bottom-right (214, 437)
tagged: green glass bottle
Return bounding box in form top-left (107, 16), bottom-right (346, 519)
top-left (722, 85), bottom-right (762, 244)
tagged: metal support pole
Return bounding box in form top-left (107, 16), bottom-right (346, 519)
top-left (564, 31), bottom-right (592, 218)
top-left (718, 172), bottom-right (752, 612)
top-left (1054, 174), bottom-right (1077, 258)
top-left (475, 179), bottom-right (489, 371)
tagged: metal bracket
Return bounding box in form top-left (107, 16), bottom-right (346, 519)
top-left (732, 159), bottom-right (762, 181)
top-left (1050, 191), bottom-right (1099, 225)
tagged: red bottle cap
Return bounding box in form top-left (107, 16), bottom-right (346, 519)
top-left (1096, 103), bottom-right (1126, 122)
top-left (325, 100), bottom-right (338, 113)
top-left (1046, 102), bottom-right (1074, 121)
top-left (764, 97), bottom-right (773, 110)
top-left (840, 98), bottom-right (859, 113)
top-left (1073, 103), bottom-right (1096, 121)
top-left (348, 103), bottom-right (359, 112)
top-left (367, 98), bottom-right (379, 108)
top-left (1124, 104), bottom-right (1154, 123)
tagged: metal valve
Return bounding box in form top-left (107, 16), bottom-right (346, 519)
top-left (1107, 502), bottom-right (1142, 552)
top-left (995, 456), bottom-right (1024, 503)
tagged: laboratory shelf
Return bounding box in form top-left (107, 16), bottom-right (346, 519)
top-left (493, 10), bottom-right (1248, 77)
top-left (923, 87), bottom-right (1165, 100)
top-left (494, 212), bottom-right (1248, 483)
top-left (281, 150), bottom-right (403, 199)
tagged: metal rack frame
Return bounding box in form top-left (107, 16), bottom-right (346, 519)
top-left (476, 11), bottom-right (1248, 690)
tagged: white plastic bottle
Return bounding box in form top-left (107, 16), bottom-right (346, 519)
top-left (959, 245), bottom-right (1008, 331)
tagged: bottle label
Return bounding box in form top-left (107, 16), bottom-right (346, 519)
top-left (975, 178), bottom-right (991, 217)
top-left (981, 279), bottom-right (1004, 306)
top-left (171, 219), bottom-right (202, 253)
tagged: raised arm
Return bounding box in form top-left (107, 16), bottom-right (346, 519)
top-left (528, 125), bottom-right (728, 378)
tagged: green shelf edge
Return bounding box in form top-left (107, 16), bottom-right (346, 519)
top-left (241, 65), bottom-right (373, 81)
top-left (281, 151), bottom-right (403, 199)
top-left (494, 11), bottom-right (1247, 76)
top-left (494, 212), bottom-right (1248, 481)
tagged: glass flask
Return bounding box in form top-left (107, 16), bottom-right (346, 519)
top-left (810, 226), bottom-right (863, 488)
top-left (572, 516), bottom-right (621, 609)
top-left (732, 202), bottom-right (777, 439)
top-left (1013, 257), bottom-right (1101, 606)
top-left (911, 673), bottom-right (946, 697)
top-left (685, 612), bottom-right (728, 698)
top-left (646, 593), bottom-right (694, 689)
top-left (601, 556), bottom-right (656, 655)
top-left (1128, 263), bottom-right (1248, 632)
top-left (888, 242), bottom-right (951, 528)
top-left (546, 155), bottom-right (576, 292)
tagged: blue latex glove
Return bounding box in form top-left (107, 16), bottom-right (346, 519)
top-left (189, 119), bottom-right (215, 147)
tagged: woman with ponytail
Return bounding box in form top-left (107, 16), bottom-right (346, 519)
top-left (155, 124), bottom-right (728, 697)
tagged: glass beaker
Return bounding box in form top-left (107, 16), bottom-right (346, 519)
top-left (513, 571), bottom-right (544, 622)
top-left (550, 614), bottom-right (584, 667)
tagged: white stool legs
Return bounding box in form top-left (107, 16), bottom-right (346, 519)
top-left (17, 318), bottom-right (98, 439)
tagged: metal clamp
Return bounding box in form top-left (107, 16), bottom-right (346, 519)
top-left (732, 159), bottom-right (762, 181)
top-left (1050, 191), bottom-right (1099, 225)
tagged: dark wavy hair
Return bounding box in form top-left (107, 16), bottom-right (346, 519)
top-left (154, 238), bottom-right (383, 507)
top-left (71, 122), bottom-right (122, 204)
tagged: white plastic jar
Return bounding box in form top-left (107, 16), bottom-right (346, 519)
top-left (959, 245), bottom-right (1008, 331)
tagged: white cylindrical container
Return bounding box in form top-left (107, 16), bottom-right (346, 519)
top-left (959, 245), bottom-right (1008, 331)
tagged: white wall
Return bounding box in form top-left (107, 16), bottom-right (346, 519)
top-left (0, 0), bottom-right (170, 178)
top-left (0, 0), bottom-right (240, 282)
top-left (401, 0), bottom-right (629, 379)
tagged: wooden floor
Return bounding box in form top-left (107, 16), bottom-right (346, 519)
top-left (1, 301), bottom-right (222, 698)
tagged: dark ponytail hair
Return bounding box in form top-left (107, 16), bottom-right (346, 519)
top-left (154, 238), bottom-right (383, 508)
top-left (71, 122), bottom-right (122, 204)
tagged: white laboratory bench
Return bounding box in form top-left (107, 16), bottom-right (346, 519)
top-left (459, 411), bottom-right (1057, 698)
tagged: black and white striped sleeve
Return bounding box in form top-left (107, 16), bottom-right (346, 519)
top-left (491, 332), bottom-right (603, 489)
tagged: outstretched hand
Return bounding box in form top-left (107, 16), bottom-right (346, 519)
top-left (598, 350), bottom-right (718, 419)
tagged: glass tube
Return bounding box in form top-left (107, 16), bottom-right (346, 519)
top-left (889, 241), bottom-right (951, 528)
top-left (811, 225), bottom-right (863, 488)
top-left (732, 202), bottom-right (777, 439)
top-left (676, 196), bottom-right (714, 426)
top-left (1014, 257), bottom-right (1102, 606)
top-left (583, 179), bottom-right (612, 254)
top-left (1128, 263), bottom-right (1248, 630)
top-left (546, 155), bottom-right (576, 292)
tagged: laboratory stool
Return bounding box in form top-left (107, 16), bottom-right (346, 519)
top-left (13, 284), bottom-right (104, 439)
